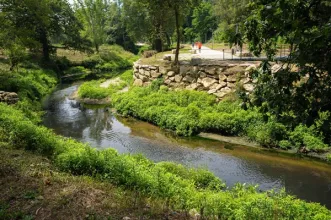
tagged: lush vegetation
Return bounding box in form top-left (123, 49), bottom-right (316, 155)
top-left (0, 102), bottom-right (330, 219)
top-left (112, 83), bottom-right (329, 152)
top-left (78, 69), bottom-right (133, 100)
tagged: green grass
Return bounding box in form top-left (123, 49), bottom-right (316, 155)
top-left (78, 69), bottom-right (133, 100)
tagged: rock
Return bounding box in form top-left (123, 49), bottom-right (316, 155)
top-left (243, 84), bottom-right (255, 92)
top-left (122, 217), bottom-right (131, 220)
top-left (143, 82), bottom-right (151, 87)
top-left (133, 79), bottom-right (143, 87)
top-left (208, 89), bottom-right (217, 94)
top-left (8, 92), bottom-right (18, 98)
top-left (240, 78), bottom-right (251, 84)
top-left (139, 68), bottom-right (144, 75)
top-left (245, 64), bottom-right (256, 72)
top-left (205, 66), bottom-right (216, 75)
top-left (225, 66), bottom-right (245, 76)
top-left (180, 66), bottom-right (191, 75)
top-left (227, 82), bottom-right (236, 88)
top-left (149, 66), bottom-right (157, 70)
top-left (163, 55), bottom-right (171, 61)
top-left (191, 66), bottom-right (199, 74)
top-left (182, 76), bottom-right (194, 83)
top-left (216, 68), bottom-right (224, 74)
top-left (214, 92), bottom-right (228, 98)
top-left (201, 78), bottom-right (217, 88)
top-left (211, 82), bottom-right (227, 90)
top-left (151, 71), bottom-right (161, 78)
top-left (160, 66), bottom-right (171, 74)
top-left (139, 75), bottom-right (149, 82)
top-left (219, 74), bottom-right (227, 82)
top-left (271, 64), bottom-right (282, 73)
top-left (221, 87), bottom-right (232, 93)
top-left (227, 74), bottom-right (237, 82)
top-left (169, 77), bottom-right (175, 82)
top-left (175, 75), bottom-right (183, 83)
top-left (190, 83), bottom-right (200, 90)
top-left (197, 78), bottom-right (202, 84)
top-left (164, 79), bottom-right (172, 85)
top-left (199, 71), bottom-right (207, 78)
top-left (144, 70), bottom-right (151, 77)
top-left (167, 71), bottom-right (175, 77)
top-left (172, 49), bottom-right (177, 54)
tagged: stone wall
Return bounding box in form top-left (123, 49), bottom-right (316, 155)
top-left (133, 60), bottom-right (259, 99)
top-left (0, 91), bottom-right (19, 104)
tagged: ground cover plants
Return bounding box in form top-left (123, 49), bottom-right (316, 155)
top-left (112, 82), bottom-right (329, 152)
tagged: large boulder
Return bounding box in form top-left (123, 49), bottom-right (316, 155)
top-left (167, 71), bottom-right (175, 77)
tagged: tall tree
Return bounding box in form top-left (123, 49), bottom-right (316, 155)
top-left (75, 0), bottom-right (111, 52)
top-left (165, 0), bottom-right (199, 64)
top-left (0, 0), bottom-right (85, 61)
top-left (212, 0), bottom-right (250, 46)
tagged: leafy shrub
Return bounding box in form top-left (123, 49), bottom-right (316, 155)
top-left (288, 125), bottom-right (328, 151)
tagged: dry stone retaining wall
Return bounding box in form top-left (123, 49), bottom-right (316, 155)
top-left (0, 91), bottom-right (19, 104)
top-left (133, 60), bottom-right (259, 99)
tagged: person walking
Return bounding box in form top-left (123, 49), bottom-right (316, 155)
top-left (191, 42), bottom-right (195, 49)
top-left (198, 41), bottom-right (202, 53)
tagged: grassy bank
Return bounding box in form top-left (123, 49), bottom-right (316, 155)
top-left (112, 83), bottom-right (329, 154)
top-left (0, 102), bottom-right (331, 219)
top-left (0, 147), bottom-right (184, 220)
top-left (60, 45), bottom-right (138, 82)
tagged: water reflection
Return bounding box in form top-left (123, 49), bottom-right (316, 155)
top-left (43, 84), bottom-right (331, 208)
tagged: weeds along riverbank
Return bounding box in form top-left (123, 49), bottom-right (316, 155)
top-left (78, 73), bottom-right (331, 160)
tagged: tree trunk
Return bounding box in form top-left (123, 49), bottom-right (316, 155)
top-left (95, 44), bottom-right (99, 53)
top-left (154, 38), bottom-right (162, 52)
top-left (174, 8), bottom-right (180, 65)
top-left (40, 29), bottom-right (50, 61)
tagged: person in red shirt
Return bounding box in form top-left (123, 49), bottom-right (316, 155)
top-left (198, 42), bottom-right (202, 53)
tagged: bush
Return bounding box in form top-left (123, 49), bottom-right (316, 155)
top-left (288, 125), bottom-right (328, 151)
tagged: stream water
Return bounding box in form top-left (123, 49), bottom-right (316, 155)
top-left (43, 84), bottom-right (331, 208)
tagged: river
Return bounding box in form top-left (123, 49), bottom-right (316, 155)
top-left (43, 84), bottom-right (331, 208)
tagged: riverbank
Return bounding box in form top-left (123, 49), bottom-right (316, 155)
top-left (0, 146), bottom-right (185, 219)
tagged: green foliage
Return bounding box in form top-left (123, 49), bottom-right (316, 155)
top-left (185, 1), bottom-right (217, 42)
top-left (113, 86), bottom-right (329, 151)
top-left (64, 66), bottom-right (89, 76)
top-left (78, 70), bottom-right (133, 100)
top-left (81, 45), bottom-right (138, 72)
top-left (0, 0), bottom-right (86, 60)
top-left (78, 80), bottom-right (109, 99)
top-left (245, 0), bottom-right (331, 145)
top-left (288, 125), bottom-right (327, 152)
top-left (0, 103), bottom-right (330, 219)
top-left (0, 68), bottom-right (57, 123)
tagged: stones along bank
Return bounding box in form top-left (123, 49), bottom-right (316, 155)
top-left (133, 58), bottom-right (261, 99)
